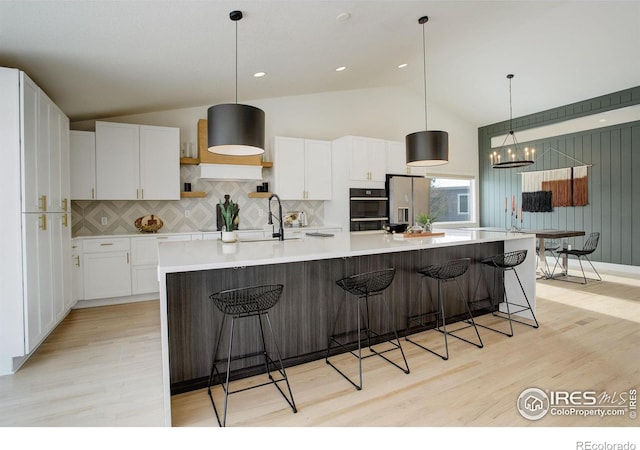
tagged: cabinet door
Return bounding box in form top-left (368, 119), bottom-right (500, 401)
top-left (22, 213), bottom-right (55, 353)
top-left (273, 137), bottom-right (306, 200)
top-left (47, 103), bottom-right (70, 213)
top-left (83, 239), bottom-right (132, 300)
top-left (349, 137), bottom-right (370, 181)
top-left (21, 75), bottom-right (53, 213)
top-left (70, 131), bottom-right (96, 200)
top-left (71, 241), bottom-right (84, 302)
top-left (305, 139), bottom-right (332, 200)
top-left (95, 121), bottom-right (139, 200)
top-left (386, 140), bottom-right (410, 175)
top-left (139, 125), bottom-right (180, 200)
top-left (368, 138), bottom-right (387, 182)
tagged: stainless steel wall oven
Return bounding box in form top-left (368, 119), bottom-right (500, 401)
top-left (349, 188), bottom-right (388, 231)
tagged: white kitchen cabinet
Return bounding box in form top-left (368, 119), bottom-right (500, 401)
top-left (95, 121), bottom-right (179, 200)
top-left (346, 136), bottom-right (386, 183)
top-left (82, 238), bottom-right (132, 300)
top-left (71, 240), bottom-right (84, 302)
top-left (131, 235), bottom-right (191, 294)
top-left (386, 140), bottom-right (427, 176)
top-left (70, 130), bottom-right (97, 200)
top-left (0, 67), bottom-right (73, 374)
top-left (273, 136), bottom-right (332, 200)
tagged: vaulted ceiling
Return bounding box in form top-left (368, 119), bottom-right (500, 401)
top-left (1, 1), bottom-right (638, 126)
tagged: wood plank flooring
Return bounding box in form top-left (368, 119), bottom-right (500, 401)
top-left (1, 271), bottom-right (638, 430)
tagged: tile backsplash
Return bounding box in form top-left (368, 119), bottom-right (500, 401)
top-left (71, 165), bottom-right (326, 236)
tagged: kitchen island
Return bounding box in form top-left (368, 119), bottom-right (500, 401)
top-left (157, 229), bottom-right (536, 425)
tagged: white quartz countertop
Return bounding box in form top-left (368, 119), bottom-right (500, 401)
top-left (157, 229), bottom-right (536, 274)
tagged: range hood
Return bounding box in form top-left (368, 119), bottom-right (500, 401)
top-left (197, 163), bottom-right (263, 181)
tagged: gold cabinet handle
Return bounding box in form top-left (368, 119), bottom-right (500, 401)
top-left (62, 198), bottom-right (68, 211)
top-left (39, 195), bottom-right (47, 211)
top-left (75, 255), bottom-right (80, 267)
top-left (126, 252), bottom-right (130, 264)
top-left (91, 188), bottom-right (95, 199)
top-left (100, 243), bottom-right (114, 246)
top-left (39, 214), bottom-right (47, 231)
top-left (140, 189), bottom-right (143, 199)
top-left (63, 213), bottom-right (68, 228)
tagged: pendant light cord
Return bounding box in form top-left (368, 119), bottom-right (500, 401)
top-left (422, 20), bottom-right (428, 130)
top-left (235, 18), bottom-right (238, 104)
top-left (508, 75), bottom-right (513, 132)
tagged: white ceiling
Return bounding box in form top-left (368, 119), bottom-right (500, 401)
top-left (1, 0), bottom-right (638, 127)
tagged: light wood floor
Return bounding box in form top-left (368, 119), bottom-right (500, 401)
top-left (1, 271), bottom-right (638, 429)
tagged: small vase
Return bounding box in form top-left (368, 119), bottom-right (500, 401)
top-left (423, 222), bottom-right (432, 233)
top-left (221, 230), bottom-right (237, 243)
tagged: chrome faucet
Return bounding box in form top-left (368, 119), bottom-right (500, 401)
top-left (268, 193), bottom-right (285, 241)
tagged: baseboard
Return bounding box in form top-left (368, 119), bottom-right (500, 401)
top-left (73, 293), bottom-right (160, 309)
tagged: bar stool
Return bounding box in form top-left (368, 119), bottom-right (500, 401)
top-left (325, 268), bottom-right (410, 390)
top-left (405, 258), bottom-right (483, 360)
top-left (471, 250), bottom-right (539, 337)
top-left (207, 284), bottom-right (297, 427)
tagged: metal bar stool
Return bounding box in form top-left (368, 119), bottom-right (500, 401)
top-left (207, 284), bottom-right (297, 427)
top-left (471, 250), bottom-right (539, 337)
top-left (325, 268), bottom-right (410, 390)
top-left (405, 258), bottom-right (483, 360)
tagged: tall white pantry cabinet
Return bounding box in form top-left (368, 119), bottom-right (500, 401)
top-left (0, 67), bottom-right (73, 375)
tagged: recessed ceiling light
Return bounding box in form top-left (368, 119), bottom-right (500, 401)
top-left (336, 12), bottom-right (351, 22)
top-left (253, 72), bottom-right (266, 78)
top-left (398, 63), bottom-right (408, 69)
top-left (335, 66), bottom-right (346, 72)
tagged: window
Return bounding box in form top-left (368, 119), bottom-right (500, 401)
top-left (426, 176), bottom-right (475, 223)
top-left (458, 193), bottom-right (469, 215)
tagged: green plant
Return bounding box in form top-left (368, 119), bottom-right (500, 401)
top-left (417, 212), bottom-right (437, 226)
top-left (218, 199), bottom-right (239, 231)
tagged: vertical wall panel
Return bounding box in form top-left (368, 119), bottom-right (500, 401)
top-left (478, 86), bottom-right (640, 266)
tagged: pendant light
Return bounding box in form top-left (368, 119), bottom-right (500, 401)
top-left (490, 74), bottom-right (534, 169)
top-left (406, 16), bottom-right (448, 167)
top-left (208, 10), bottom-right (265, 156)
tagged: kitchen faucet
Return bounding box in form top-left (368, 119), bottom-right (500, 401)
top-left (268, 193), bottom-right (285, 241)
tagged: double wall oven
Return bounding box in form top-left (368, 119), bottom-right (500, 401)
top-left (349, 188), bottom-right (388, 232)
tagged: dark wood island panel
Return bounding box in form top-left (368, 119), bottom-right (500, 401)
top-left (166, 241), bottom-right (504, 394)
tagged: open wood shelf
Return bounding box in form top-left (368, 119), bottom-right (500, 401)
top-left (247, 192), bottom-right (272, 198)
top-left (180, 191), bottom-right (206, 198)
top-left (179, 157), bottom-right (200, 165)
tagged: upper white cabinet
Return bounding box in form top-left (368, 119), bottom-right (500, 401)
top-left (345, 136), bottom-right (387, 183)
top-left (95, 121), bottom-right (179, 200)
top-left (273, 136), bottom-right (332, 200)
top-left (70, 130), bottom-right (97, 200)
top-left (386, 140), bottom-right (426, 176)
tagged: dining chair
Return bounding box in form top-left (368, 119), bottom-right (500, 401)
top-left (551, 232), bottom-right (602, 284)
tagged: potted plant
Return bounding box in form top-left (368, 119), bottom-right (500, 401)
top-left (417, 213), bottom-right (437, 232)
top-left (218, 198), bottom-right (239, 243)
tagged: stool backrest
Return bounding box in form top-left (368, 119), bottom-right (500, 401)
top-left (488, 250), bottom-right (527, 269)
top-left (209, 284), bottom-right (284, 315)
top-left (582, 232), bottom-right (600, 254)
top-left (336, 268), bottom-right (396, 296)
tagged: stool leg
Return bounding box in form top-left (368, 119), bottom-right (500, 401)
top-left (510, 268), bottom-right (540, 329)
top-left (325, 295), bottom-right (364, 390)
top-left (207, 314), bottom-right (227, 427)
top-left (374, 295), bottom-right (410, 373)
top-left (221, 315), bottom-right (236, 427)
top-left (262, 312), bottom-right (298, 413)
top-left (437, 281), bottom-right (449, 360)
top-left (454, 278), bottom-right (483, 349)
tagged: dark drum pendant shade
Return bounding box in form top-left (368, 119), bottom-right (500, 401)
top-left (207, 103), bottom-right (265, 156)
top-left (406, 130), bottom-right (448, 167)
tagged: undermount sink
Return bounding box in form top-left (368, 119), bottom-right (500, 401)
top-left (238, 235), bottom-right (302, 242)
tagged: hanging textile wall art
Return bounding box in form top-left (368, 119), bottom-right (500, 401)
top-left (521, 165), bottom-right (589, 212)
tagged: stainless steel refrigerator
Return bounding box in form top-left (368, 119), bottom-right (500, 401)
top-left (386, 174), bottom-right (430, 226)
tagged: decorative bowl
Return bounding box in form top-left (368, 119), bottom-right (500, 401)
top-left (135, 215), bottom-right (164, 233)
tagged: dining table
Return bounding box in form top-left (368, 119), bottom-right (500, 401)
top-left (521, 229), bottom-right (586, 278)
